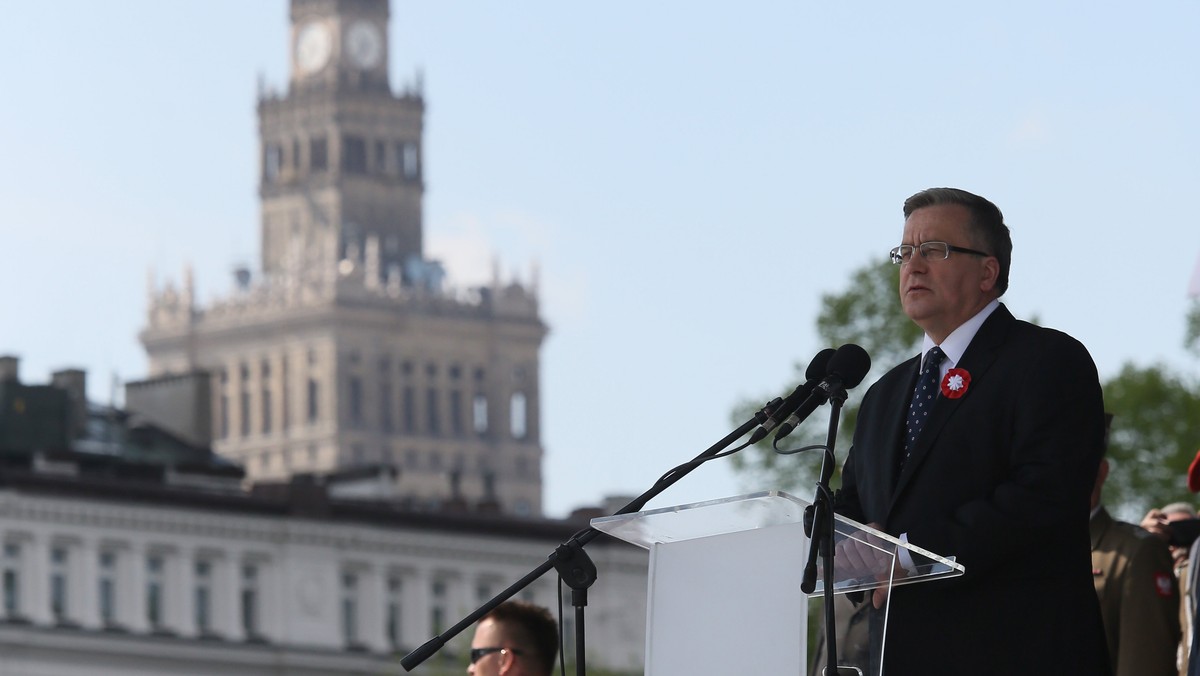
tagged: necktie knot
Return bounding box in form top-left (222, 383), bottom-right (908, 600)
top-left (922, 346), bottom-right (946, 375)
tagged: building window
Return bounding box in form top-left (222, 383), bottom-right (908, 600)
top-left (195, 560), bottom-right (213, 635)
top-left (402, 386), bottom-right (415, 433)
top-left (510, 392), bottom-right (527, 440)
top-left (476, 580), bottom-right (494, 604)
top-left (386, 575), bottom-right (403, 649)
top-left (146, 554), bottom-right (165, 631)
top-left (449, 390), bottom-right (463, 436)
top-left (374, 140), bottom-right (386, 174)
top-left (426, 388), bottom-right (440, 436)
top-left (349, 376), bottom-right (363, 427)
top-left (219, 371), bottom-right (229, 439)
top-left (281, 356), bottom-right (290, 430)
top-left (343, 135), bottom-right (367, 174)
top-left (400, 141), bottom-right (420, 180)
top-left (260, 394), bottom-right (272, 436)
top-left (310, 136), bottom-right (328, 172)
top-left (98, 550), bottom-right (117, 627)
top-left (430, 580), bottom-right (447, 634)
top-left (239, 366), bottom-right (251, 438)
top-left (307, 378), bottom-right (320, 423)
top-left (483, 470), bottom-right (496, 500)
top-left (50, 545), bottom-right (69, 624)
top-left (261, 360), bottom-right (272, 434)
top-left (2, 543), bottom-right (20, 619)
top-left (380, 382), bottom-right (394, 434)
top-left (241, 563), bottom-right (260, 640)
top-left (263, 143), bottom-right (283, 183)
top-left (239, 392), bottom-right (251, 437)
top-left (341, 571), bottom-right (360, 647)
top-left (473, 394), bottom-right (488, 435)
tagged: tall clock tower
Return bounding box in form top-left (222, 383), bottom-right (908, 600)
top-left (260, 0), bottom-right (423, 282)
top-left (142, 0), bottom-right (548, 516)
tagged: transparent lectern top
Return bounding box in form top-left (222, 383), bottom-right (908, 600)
top-left (591, 490), bottom-right (964, 596)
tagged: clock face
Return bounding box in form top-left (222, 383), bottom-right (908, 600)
top-left (296, 21), bottom-right (332, 74)
top-left (345, 21), bottom-right (383, 69)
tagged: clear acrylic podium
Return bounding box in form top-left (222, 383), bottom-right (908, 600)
top-left (591, 491), bottom-right (964, 676)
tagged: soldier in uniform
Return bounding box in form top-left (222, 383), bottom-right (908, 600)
top-left (1092, 420), bottom-right (1181, 676)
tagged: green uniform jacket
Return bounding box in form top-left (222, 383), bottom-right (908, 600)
top-left (1092, 506), bottom-right (1181, 676)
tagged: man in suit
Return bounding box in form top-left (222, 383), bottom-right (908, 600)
top-left (833, 187), bottom-right (1110, 674)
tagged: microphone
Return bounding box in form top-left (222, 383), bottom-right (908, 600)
top-left (818, 342), bottom-right (871, 399)
top-left (747, 348), bottom-right (836, 445)
top-left (773, 343), bottom-right (872, 442)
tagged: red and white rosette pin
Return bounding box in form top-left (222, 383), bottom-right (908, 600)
top-left (940, 368), bottom-right (971, 399)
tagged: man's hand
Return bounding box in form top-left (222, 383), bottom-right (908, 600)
top-left (832, 522), bottom-right (906, 608)
top-left (1141, 509), bottom-right (1172, 542)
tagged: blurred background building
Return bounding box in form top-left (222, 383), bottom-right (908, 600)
top-left (141, 0), bottom-right (547, 518)
top-left (0, 1), bottom-right (648, 674)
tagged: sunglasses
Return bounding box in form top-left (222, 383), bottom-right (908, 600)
top-left (470, 647), bottom-right (522, 664)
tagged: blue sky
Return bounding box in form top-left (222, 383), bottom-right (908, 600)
top-left (2, 1), bottom-right (1198, 517)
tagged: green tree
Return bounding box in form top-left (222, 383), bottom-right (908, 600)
top-left (1186, 298), bottom-right (1200, 357)
top-left (1101, 363), bottom-right (1200, 520)
top-left (815, 261), bottom-right (923, 373)
top-left (730, 260), bottom-right (921, 493)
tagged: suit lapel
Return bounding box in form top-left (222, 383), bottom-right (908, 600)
top-left (889, 306), bottom-right (1016, 510)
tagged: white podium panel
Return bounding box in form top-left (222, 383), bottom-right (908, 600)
top-left (644, 520), bottom-right (808, 675)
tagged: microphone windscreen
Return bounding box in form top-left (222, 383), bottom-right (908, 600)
top-left (827, 344), bottom-right (871, 389)
top-left (804, 348), bottom-right (837, 381)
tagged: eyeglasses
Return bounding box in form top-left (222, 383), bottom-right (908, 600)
top-left (889, 241), bottom-right (991, 265)
top-left (470, 647), bottom-right (521, 664)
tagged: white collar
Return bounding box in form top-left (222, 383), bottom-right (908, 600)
top-left (920, 299), bottom-right (1001, 370)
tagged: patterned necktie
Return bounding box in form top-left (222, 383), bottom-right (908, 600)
top-left (901, 346), bottom-right (945, 468)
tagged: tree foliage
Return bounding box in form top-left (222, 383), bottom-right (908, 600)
top-left (730, 260), bottom-right (921, 495)
top-left (815, 262), bottom-right (923, 373)
top-left (1101, 363), bottom-right (1200, 520)
top-left (1186, 298), bottom-right (1200, 358)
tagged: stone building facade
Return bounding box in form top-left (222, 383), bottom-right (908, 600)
top-left (0, 460), bottom-right (647, 675)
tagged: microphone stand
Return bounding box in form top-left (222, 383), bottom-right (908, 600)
top-left (800, 387), bottom-right (849, 676)
top-left (400, 398), bottom-right (782, 674)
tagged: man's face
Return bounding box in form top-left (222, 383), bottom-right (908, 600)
top-left (898, 204), bottom-right (999, 342)
top-left (468, 618), bottom-right (511, 676)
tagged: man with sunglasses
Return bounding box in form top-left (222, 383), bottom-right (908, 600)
top-left (467, 600), bottom-right (558, 676)
top-left (833, 187), bottom-right (1109, 674)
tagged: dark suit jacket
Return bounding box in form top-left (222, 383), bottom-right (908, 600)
top-left (834, 304), bottom-right (1110, 675)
